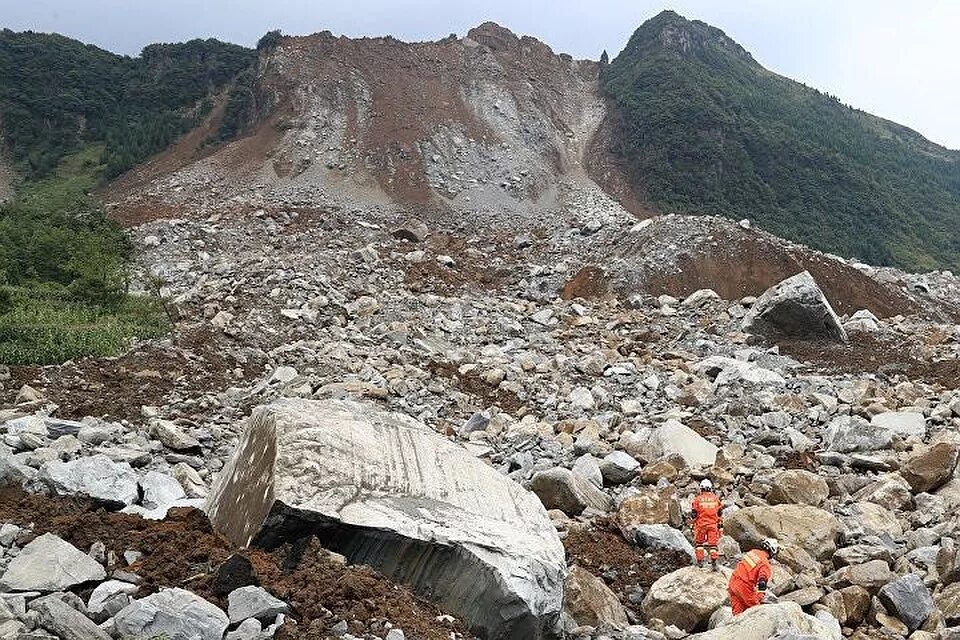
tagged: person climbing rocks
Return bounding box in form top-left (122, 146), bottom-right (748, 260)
top-left (690, 478), bottom-right (723, 570)
top-left (728, 538), bottom-right (779, 615)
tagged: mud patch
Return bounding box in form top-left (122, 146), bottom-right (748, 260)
top-left (0, 485), bottom-right (473, 640)
top-left (563, 519), bottom-right (689, 618)
top-left (1, 327), bottom-right (263, 422)
top-left (561, 265), bottom-right (609, 301)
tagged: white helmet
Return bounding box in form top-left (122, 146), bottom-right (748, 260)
top-left (762, 538), bottom-right (779, 557)
top-left (699, 479), bottom-right (713, 491)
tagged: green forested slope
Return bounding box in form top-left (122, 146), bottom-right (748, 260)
top-left (0, 30), bottom-right (255, 178)
top-left (603, 11), bottom-right (960, 271)
top-left (0, 31), bottom-right (256, 363)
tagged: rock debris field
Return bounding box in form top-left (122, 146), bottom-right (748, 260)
top-left (0, 199), bottom-right (959, 640)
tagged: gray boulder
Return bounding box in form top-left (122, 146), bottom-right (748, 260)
top-left (742, 271), bottom-right (847, 342)
top-left (30, 595), bottom-right (111, 640)
top-left (205, 399), bottom-right (566, 640)
top-left (878, 573), bottom-right (934, 632)
top-left (227, 586), bottom-right (289, 624)
top-left (630, 524), bottom-right (695, 559)
top-left (824, 416), bottom-right (893, 453)
top-left (530, 467), bottom-right (612, 515)
top-left (0, 533), bottom-right (106, 591)
top-left (38, 454), bottom-right (138, 506)
top-left (112, 587), bottom-right (228, 640)
top-left (599, 451), bottom-right (641, 485)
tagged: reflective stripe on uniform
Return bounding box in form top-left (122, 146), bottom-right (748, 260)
top-left (742, 551), bottom-right (761, 568)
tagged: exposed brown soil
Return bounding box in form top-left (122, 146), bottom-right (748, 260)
top-left (561, 265), bottom-right (609, 301)
top-left (779, 333), bottom-right (960, 389)
top-left (427, 360), bottom-right (524, 415)
top-left (0, 485), bottom-right (473, 640)
top-left (563, 519), bottom-right (689, 618)
top-left (402, 233), bottom-right (519, 295)
top-left (0, 327), bottom-right (263, 421)
top-left (642, 227), bottom-right (919, 318)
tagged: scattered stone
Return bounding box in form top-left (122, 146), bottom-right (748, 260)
top-left (563, 566), bottom-right (628, 630)
top-left (767, 469), bottom-right (830, 507)
top-left (150, 419), bottom-right (201, 451)
top-left (0, 533), bottom-right (106, 592)
top-left (227, 585), bottom-right (290, 624)
top-left (529, 467), bottom-right (612, 515)
top-left (642, 566), bottom-right (730, 632)
top-left (37, 454), bottom-right (139, 506)
top-left (112, 588), bottom-right (229, 640)
top-left (901, 442), bottom-right (959, 493)
top-left (877, 573), bottom-right (934, 632)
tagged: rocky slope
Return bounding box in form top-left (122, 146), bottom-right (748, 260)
top-left (2, 17), bottom-right (960, 640)
top-left (106, 22), bottom-right (643, 227)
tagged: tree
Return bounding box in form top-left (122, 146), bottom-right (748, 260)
top-left (600, 50), bottom-right (609, 65)
top-left (257, 30), bottom-right (283, 52)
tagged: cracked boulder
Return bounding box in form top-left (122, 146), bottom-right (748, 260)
top-left (205, 398), bottom-right (566, 640)
top-left (742, 270), bottom-right (847, 342)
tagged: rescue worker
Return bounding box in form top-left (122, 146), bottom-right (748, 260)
top-left (728, 538), bottom-right (779, 615)
top-left (690, 478), bottom-right (723, 569)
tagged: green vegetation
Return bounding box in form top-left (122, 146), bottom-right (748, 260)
top-left (603, 11), bottom-right (960, 271)
top-left (0, 30), bottom-right (259, 364)
top-left (0, 285), bottom-right (168, 365)
top-left (0, 147), bottom-right (168, 364)
top-left (0, 29), bottom-right (256, 179)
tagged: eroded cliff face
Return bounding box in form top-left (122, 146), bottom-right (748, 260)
top-left (105, 23), bottom-right (635, 227)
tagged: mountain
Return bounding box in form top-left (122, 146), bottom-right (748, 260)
top-left (104, 23), bottom-right (627, 226)
top-left (0, 29), bottom-right (255, 179)
top-left (601, 10), bottom-right (960, 271)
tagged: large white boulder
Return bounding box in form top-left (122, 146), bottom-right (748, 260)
top-left (205, 399), bottom-right (566, 640)
top-left (742, 271), bottom-right (847, 342)
top-left (689, 602), bottom-right (841, 639)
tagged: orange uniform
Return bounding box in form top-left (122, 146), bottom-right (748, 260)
top-left (728, 549), bottom-right (772, 615)
top-left (691, 491), bottom-right (723, 563)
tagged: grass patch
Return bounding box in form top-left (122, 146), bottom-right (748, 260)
top-left (0, 285), bottom-right (169, 365)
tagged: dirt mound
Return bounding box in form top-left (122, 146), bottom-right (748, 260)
top-left (779, 332), bottom-right (960, 389)
top-left (0, 485), bottom-right (473, 640)
top-left (611, 215), bottom-right (921, 319)
top-left (1, 327), bottom-right (263, 422)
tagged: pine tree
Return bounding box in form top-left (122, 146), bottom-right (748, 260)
top-left (600, 50), bottom-right (609, 65)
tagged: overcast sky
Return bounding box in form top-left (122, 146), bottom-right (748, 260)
top-left (5, 0), bottom-right (960, 149)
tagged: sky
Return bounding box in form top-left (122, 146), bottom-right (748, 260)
top-left (5, 0), bottom-right (960, 149)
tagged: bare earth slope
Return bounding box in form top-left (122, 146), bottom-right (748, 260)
top-left (106, 23), bottom-right (636, 226)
